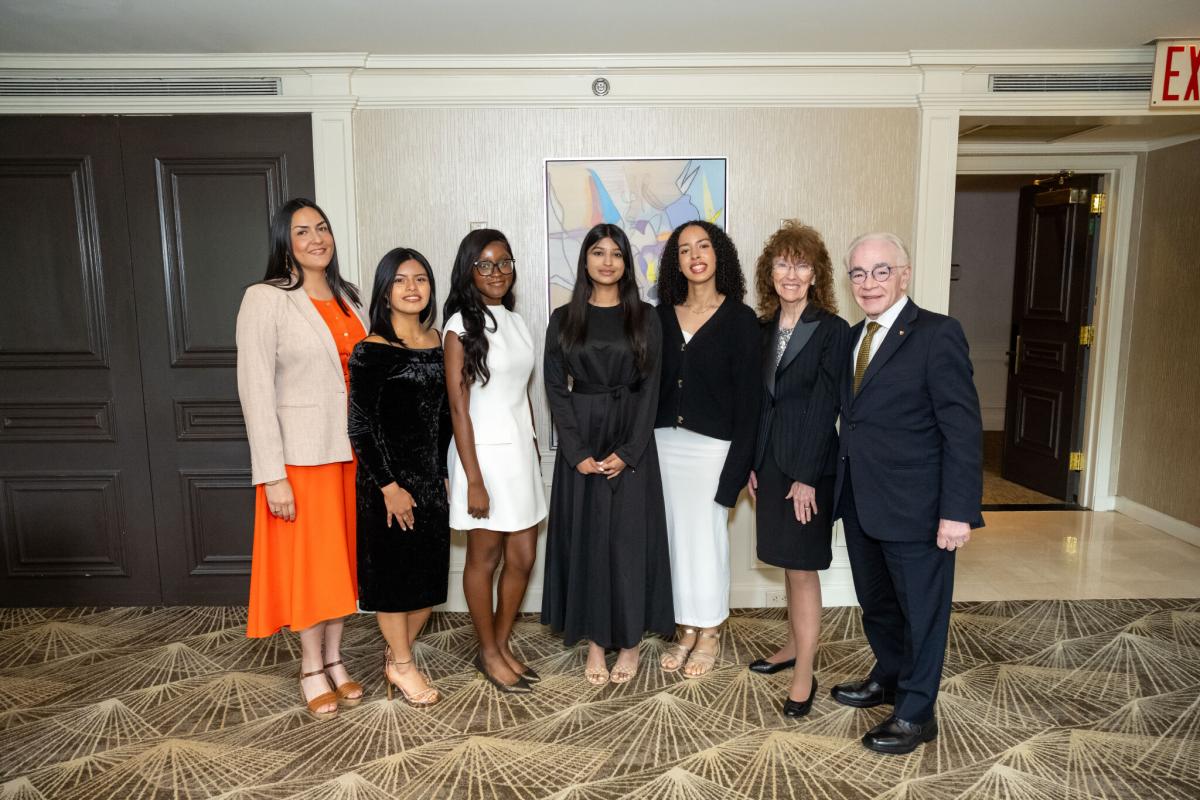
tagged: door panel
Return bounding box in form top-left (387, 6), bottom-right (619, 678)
top-left (1002, 176), bottom-right (1099, 501)
top-left (120, 115), bottom-right (315, 604)
top-left (0, 117), bottom-right (162, 605)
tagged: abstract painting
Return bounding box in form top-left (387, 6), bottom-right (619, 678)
top-left (545, 157), bottom-right (727, 311)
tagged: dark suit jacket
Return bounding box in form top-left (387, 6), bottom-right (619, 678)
top-left (754, 304), bottom-right (851, 484)
top-left (834, 298), bottom-right (984, 541)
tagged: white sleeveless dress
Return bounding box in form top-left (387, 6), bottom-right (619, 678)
top-left (445, 307), bottom-right (547, 532)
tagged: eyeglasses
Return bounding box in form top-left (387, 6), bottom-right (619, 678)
top-left (848, 263), bottom-right (906, 284)
top-left (473, 259), bottom-right (516, 276)
top-left (772, 260), bottom-right (813, 275)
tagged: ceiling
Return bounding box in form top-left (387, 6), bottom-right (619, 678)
top-left (959, 115), bottom-right (1200, 146)
top-left (0, 0), bottom-right (1196, 56)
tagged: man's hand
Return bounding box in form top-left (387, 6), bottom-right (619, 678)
top-left (936, 519), bottom-right (971, 551)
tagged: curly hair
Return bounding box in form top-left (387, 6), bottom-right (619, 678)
top-left (442, 229), bottom-right (516, 387)
top-left (754, 220), bottom-right (838, 320)
top-left (655, 220), bottom-right (746, 306)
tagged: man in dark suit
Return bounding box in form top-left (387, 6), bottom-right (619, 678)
top-left (831, 232), bottom-right (983, 754)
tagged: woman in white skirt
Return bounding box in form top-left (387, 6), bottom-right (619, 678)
top-left (654, 220), bottom-right (762, 677)
top-left (444, 228), bottom-right (547, 693)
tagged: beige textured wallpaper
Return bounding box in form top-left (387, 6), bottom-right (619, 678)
top-left (1118, 138), bottom-right (1200, 526)
top-left (353, 106), bottom-right (918, 442)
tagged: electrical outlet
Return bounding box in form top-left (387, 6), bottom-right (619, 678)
top-left (469, 220), bottom-right (488, 230)
top-left (764, 590), bottom-right (787, 607)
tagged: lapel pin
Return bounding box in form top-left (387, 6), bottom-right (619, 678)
top-left (898, 330), bottom-right (905, 336)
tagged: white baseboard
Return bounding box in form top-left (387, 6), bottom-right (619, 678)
top-left (1115, 496), bottom-right (1200, 548)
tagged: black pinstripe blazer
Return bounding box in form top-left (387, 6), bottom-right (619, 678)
top-left (753, 304), bottom-right (851, 484)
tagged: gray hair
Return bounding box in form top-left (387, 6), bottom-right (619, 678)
top-left (844, 232), bottom-right (912, 269)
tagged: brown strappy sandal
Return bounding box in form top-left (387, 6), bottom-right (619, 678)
top-left (385, 647), bottom-right (440, 707)
top-left (299, 668), bottom-right (339, 720)
top-left (323, 658), bottom-right (364, 707)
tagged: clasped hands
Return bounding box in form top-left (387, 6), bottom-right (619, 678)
top-left (747, 470), bottom-right (819, 524)
top-left (576, 453), bottom-right (627, 479)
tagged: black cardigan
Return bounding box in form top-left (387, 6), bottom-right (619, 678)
top-left (655, 299), bottom-right (762, 507)
top-left (754, 304), bottom-right (851, 484)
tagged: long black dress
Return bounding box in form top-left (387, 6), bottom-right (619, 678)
top-left (348, 341), bottom-right (452, 612)
top-left (541, 303), bottom-right (675, 649)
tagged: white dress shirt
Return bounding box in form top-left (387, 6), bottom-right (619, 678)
top-left (851, 295), bottom-right (909, 370)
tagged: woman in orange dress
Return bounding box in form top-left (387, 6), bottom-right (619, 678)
top-left (236, 198), bottom-right (366, 719)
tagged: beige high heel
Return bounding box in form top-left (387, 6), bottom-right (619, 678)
top-left (385, 648), bottom-right (440, 707)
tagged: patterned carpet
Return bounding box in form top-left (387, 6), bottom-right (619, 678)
top-left (1, 600), bottom-right (1199, 799)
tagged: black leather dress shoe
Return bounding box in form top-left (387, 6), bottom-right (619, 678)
top-left (830, 678), bottom-right (896, 708)
top-left (749, 657), bottom-right (796, 675)
top-left (862, 715), bottom-right (937, 754)
top-left (782, 676), bottom-right (818, 718)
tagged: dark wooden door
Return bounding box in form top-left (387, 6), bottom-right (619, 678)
top-left (120, 115), bottom-right (314, 604)
top-left (0, 117), bottom-right (163, 605)
top-left (1001, 175), bottom-right (1100, 501)
top-left (0, 114), bottom-right (314, 607)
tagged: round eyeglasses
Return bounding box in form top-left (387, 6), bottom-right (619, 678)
top-left (847, 263), bottom-right (905, 284)
top-left (473, 259), bottom-right (516, 276)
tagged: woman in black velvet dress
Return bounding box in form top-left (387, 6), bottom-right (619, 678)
top-left (541, 223), bottom-right (674, 686)
top-left (348, 247), bottom-right (451, 707)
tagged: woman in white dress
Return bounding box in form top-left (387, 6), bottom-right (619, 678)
top-left (443, 228), bottom-right (548, 693)
top-left (654, 220), bottom-right (762, 678)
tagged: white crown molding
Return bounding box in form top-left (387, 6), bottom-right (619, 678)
top-left (958, 140), bottom-right (1151, 155)
top-left (364, 52), bottom-right (918, 70)
top-left (0, 52), bottom-right (368, 70)
top-left (0, 95), bottom-right (357, 114)
top-left (911, 48), bottom-right (1155, 66)
top-left (1144, 131), bottom-right (1200, 151)
top-left (927, 91), bottom-right (1156, 114)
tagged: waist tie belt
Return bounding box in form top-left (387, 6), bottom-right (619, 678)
top-left (571, 379), bottom-right (643, 397)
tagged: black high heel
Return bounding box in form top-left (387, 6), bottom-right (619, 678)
top-left (474, 654), bottom-right (532, 694)
top-left (783, 676), bottom-right (819, 718)
top-left (517, 665), bottom-right (541, 683)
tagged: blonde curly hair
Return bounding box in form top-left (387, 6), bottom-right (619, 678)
top-left (754, 220), bottom-right (837, 320)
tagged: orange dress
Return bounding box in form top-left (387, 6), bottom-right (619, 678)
top-left (246, 297), bottom-right (367, 637)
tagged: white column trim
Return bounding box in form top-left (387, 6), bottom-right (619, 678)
top-left (311, 110), bottom-right (361, 289)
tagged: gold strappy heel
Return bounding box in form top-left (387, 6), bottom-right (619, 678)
top-left (385, 647), bottom-right (440, 707)
top-left (683, 630), bottom-right (721, 678)
top-left (660, 627), bottom-right (698, 673)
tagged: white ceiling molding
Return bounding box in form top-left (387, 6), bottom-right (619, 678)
top-left (362, 52), bottom-right (917, 70)
top-left (0, 95), bottom-right (357, 114)
top-left (911, 48), bottom-right (1155, 66)
top-left (0, 53), bottom-right (369, 70)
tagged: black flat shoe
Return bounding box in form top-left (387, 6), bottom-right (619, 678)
top-left (474, 654), bottom-right (532, 694)
top-left (517, 665), bottom-right (541, 683)
top-left (862, 715), bottom-right (937, 754)
top-left (830, 677), bottom-right (896, 708)
top-left (782, 676), bottom-right (818, 718)
top-left (749, 657), bottom-right (796, 675)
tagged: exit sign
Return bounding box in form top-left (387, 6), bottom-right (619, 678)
top-left (1152, 39), bottom-right (1200, 108)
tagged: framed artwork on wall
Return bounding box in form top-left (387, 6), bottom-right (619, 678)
top-left (544, 157), bottom-right (727, 313)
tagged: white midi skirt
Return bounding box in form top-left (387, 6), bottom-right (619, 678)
top-left (654, 425), bottom-right (732, 628)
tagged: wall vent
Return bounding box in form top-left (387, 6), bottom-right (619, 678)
top-left (0, 76), bottom-right (282, 97)
top-left (989, 73), bottom-right (1152, 93)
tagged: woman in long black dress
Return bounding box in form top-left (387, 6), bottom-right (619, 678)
top-left (745, 221), bottom-right (850, 717)
top-left (348, 247), bottom-right (451, 707)
top-left (542, 223), bottom-right (674, 686)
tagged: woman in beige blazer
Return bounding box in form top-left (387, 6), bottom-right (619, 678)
top-left (236, 198), bottom-right (367, 720)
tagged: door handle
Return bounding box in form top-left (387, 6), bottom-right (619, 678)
top-left (1013, 334), bottom-right (1021, 375)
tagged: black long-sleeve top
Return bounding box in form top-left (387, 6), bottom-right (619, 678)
top-left (654, 299), bottom-right (762, 507)
top-left (544, 303), bottom-right (662, 471)
top-left (754, 304), bottom-right (851, 485)
top-left (347, 342), bottom-right (452, 503)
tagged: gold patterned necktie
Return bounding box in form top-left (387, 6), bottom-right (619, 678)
top-left (853, 321), bottom-right (882, 394)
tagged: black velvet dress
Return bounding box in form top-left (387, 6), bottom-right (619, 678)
top-left (348, 341), bottom-right (452, 612)
top-left (540, 303), bottom-right (675, 649)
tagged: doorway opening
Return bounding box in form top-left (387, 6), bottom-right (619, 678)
top-left (950, 172), bottom-right (1103, 511)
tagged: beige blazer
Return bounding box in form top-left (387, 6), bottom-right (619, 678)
top-left (236, 283), bottom-right (365, 485)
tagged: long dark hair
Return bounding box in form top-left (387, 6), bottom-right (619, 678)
top-left (559, 223), bottom-right (650, 373)
top-left (367, 247), bottom-right (437, 346)
top-left (442, 229), bottom-right (516, 387)
top-left (260, 197), bottom-right (360, 314)
top-left (655, 219), bottom-right (746, 306)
